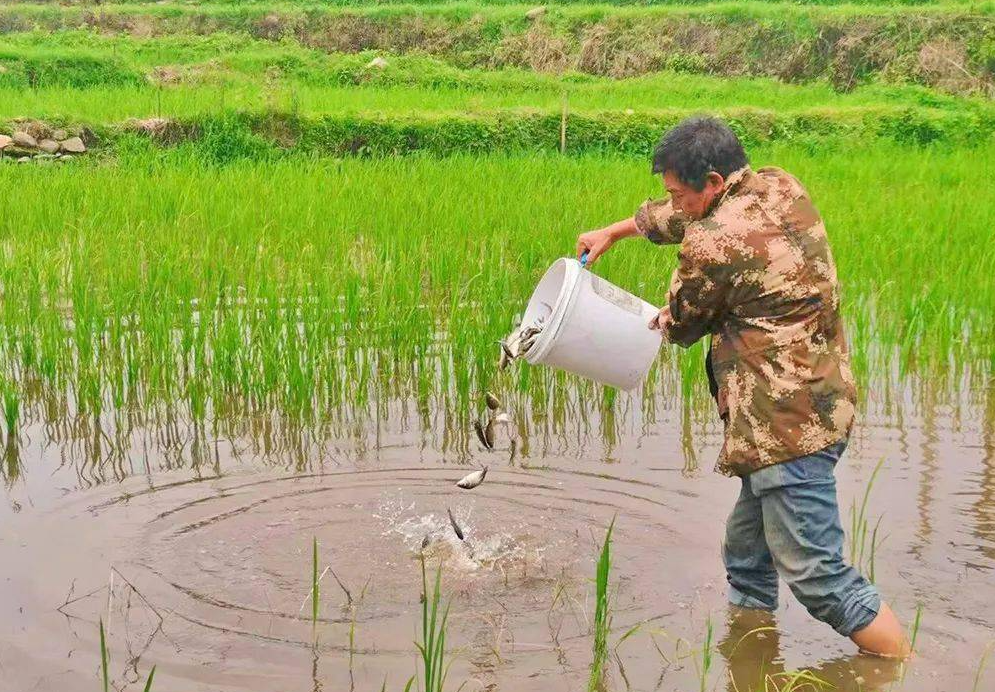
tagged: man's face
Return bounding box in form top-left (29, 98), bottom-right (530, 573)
top-left (663, 169), bottom-right (726, 220)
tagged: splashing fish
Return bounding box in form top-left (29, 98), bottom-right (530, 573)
top-left (447, 508), bottom-right (465, 541)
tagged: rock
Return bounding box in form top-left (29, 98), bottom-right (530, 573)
top-left (525, 6), bottom-right (547, 20)
top-left (17, 156), bottom-right (30, 163)
top-left (18, 120), bottom-right (51, 140)
top-left (61, 136), bottom-right (86, 153)
top-left (0, 134), bottom-right (11, 150)
top-left (12, 131), bottom-right (37, 148)
top-left (4, 147), bottom-right (35, 158)
top-left (366, 56), bottom-right (388, 70)
top-left (38, 139), bottom-right (60, 154)
top-left (52, 129), bottom-right (67, 141)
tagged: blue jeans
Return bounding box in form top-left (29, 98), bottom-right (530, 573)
top-left (722, 441), bottom-right (880, 637)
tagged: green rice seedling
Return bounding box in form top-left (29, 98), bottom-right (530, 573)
top-left (99, 618), bottom-right (109, 692)
top-left (695, 615), bottom-right (714, 692)
top-left (848, 458), bottom-right (885, 579)
top-left (143, 666), bottom-right (157, 692)
top-left (588, 516), bottom-right (615, 692)
top-left (414, 553), bottom-right (453, 692)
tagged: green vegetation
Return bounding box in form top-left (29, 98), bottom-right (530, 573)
top-left (0, 144), bottom-right (992, 448)
top-left (588, 517), bottom-right (615, 692)
top-left (415, 554), bottom-right (453, 692)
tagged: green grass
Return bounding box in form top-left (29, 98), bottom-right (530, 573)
top-left (415, 554), bottom-right (453, 692)
top-left (588, 516), bottom-right (615, 692)
top-left (1, 32), bottom-right (991, 125)
top-left (0, 144), bottom-right (991, 442)
top-left (848, 458), bottom-right (885, 581)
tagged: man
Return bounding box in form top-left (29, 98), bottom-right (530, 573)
top-left (576, 116), bottom-right (909, 657)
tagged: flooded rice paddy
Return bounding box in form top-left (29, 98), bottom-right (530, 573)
top-left (0, 151), bottom-right (993, 690)
top-left (1, 369), bottom-right (992, 692)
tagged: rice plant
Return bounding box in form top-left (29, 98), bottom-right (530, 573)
top-left (415, 553), bottom-right (453, 692)
top-left (99, 618), bottom-right (109, 692)
top-left (695, 615), bottom-right (714, 692)
top-left (588, 516), bottom-right (615, 692)
top-left (848, 458), bottom-right (886, 580)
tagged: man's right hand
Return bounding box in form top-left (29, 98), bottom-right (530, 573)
top-left (575, 228), bottom-right (616, 266)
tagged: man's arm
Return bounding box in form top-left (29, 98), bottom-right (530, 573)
top-left (652, 233), bottom-right (729, 347)
top-left (576, 198), bottom-right (691, 265)
top-left (576, 217), bottom-right (640, 265)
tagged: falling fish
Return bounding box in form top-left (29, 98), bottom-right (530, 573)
top-left (497, 317), bottom-right (545, 370)
top-left (456, 465), bottom-right (488, 489)
top-left (484, 417), bottom-right (496, 448)
top-left (485, 392), bottom-right (501, 411)
top-left (473, 419), bottom-right (492, 450)
top-left (447, 508), bottom-right (465, 541)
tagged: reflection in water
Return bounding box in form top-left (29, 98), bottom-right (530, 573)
top-left (719, 607), bottom-right (902, 692)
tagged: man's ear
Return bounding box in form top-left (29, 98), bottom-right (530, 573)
top-left (705, 171), bottom-right (726, 191)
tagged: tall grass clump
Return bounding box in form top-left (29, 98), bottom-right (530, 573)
top-left (848, 458), bottom-right (885, 581)
top-left (588, 516), bottom-right (615, 692)
top-left (415, 554), bottom-right (453, 692)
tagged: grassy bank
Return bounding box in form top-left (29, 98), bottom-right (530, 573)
top-left (1, 3), bottom-right (993, 93)
top-left (0, 145), bottom-right (991, 438)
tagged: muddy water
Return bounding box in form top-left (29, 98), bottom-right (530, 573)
top-left (1, 383), bottom-right (993, 692)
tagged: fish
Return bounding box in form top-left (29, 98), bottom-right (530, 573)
top-left (484, 391), bottom-right (501, 411)
top-left (456, 465), bottom-right (488, 489)
top-left (448, 508), bottom-right (465, 541)
top-left (509, 438), bottom-right (517, 462)
top-left (498, 343), bottom-right (510, 370)
top-left (484, 417), bottom-right (496, 449)
top-left (473, 419), bottom-right (491, 449)
top-left (494, 411), bottom-right (511, 425)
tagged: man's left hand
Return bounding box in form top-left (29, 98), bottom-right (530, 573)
top-left (649, 304), bottom-right (672, 332)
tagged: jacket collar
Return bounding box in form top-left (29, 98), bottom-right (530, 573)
top-left (705, 165), bottom-right (751, 216)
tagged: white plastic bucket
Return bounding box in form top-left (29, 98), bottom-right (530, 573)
top-left (521, 258), bottom-right (662, 390)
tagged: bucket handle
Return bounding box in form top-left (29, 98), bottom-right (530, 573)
top-left (579, 250), bottom-right (589, 268)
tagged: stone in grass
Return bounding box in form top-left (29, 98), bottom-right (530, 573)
top-left (0, 134), bottom-right (12, 150)
top-left (366, 56), bottom-right (388, 70)
top-left (39, 139), bottom-right (60, 154)
top-left (526, 6), bottom-right (547, 20)
top-left (52, 129), bottom-right (68, 141)
top-left (17, 156), bottom-right (31, 163)
top-left (59, 154), bottom-right (74, 162)
top-left (13, 131), bottom-right (37, 148)
top-left (61, 136), bottom-right (86, 153)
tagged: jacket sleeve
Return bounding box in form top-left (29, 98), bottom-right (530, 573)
top-left (664, 232), bottom-right (730, 348)
top-left (634, 198), bottom-right (690, 245)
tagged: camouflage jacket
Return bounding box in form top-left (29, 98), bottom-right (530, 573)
top-left (634, 166), bottom-right (857, 476)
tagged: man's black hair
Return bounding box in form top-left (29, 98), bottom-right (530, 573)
top-left (651, 116), bottom-right (748, 191)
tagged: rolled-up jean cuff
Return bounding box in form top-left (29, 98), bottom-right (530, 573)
top-left (828, 585), bottom-right (881, 637)
top-left (728, 585), bottom-right (777, 612)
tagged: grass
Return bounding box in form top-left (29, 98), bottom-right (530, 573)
top-left (415, 553), bottom-right (453, 692)
top-left (99, 617), bottom-right (156, 691)
top-left (848, 458), bottom-right (885, 581)
top-left (588, 516), bottom-right (615, 692)
top-left (0, 145), bottom-right (991, 457)
top-left (2, 31), bottom-right (992, 124)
